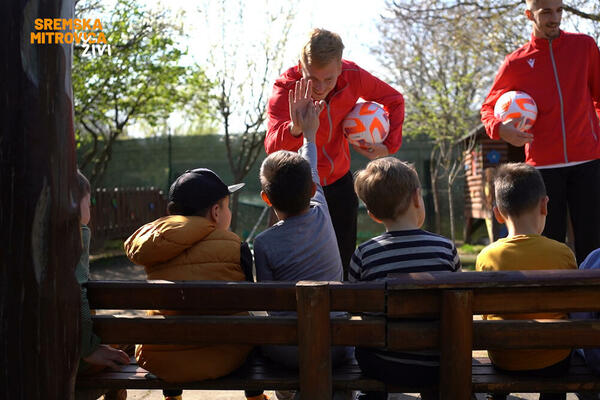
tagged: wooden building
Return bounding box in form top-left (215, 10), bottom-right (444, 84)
top-left (461, 125), bottom-right (524, 243)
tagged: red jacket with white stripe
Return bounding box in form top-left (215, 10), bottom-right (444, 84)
top-left (481, 31), bottom-right (600, 166)
top-left (265, 60), bottom-right (405, 186)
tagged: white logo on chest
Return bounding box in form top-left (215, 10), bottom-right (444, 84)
top-left (527, 58), bottom-right (535, 68)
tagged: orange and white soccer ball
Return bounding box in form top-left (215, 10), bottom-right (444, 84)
top-left (494, 91), bottom-right (538, 131)
top-left (342, 102), bottom-right (389, 149)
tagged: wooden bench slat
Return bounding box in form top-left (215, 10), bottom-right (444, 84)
top-left (94, 315), bottom-right (600, 350)
top-left (333, 317), bottom-right (386, 347)
top-left (93, 315), bottom-right (297, 345)
top-left (387, 319), bottom-right (600, 350)
top-left (387, 269), bottom-right (600, 290)
top-left (87, 281), bottom-right (386, 313)
top-left (87, 281), bottom-right (297, 311)
top-left (472, 375), bottom-right (600, 392)
top-left (329, 283), bottom-right (385, 312)
top-left (387, 321), bottom-right (438, 350)
top-left (389, 286), bottom-right (600, 317)
top-left (92, 315), bottom-right (387, 346)
top-left (473, 320), bottom-right (600, 349)
top-left (472, 364), bottom-right (598, 375)
top-left (473, 287), bottom-right (600, 314)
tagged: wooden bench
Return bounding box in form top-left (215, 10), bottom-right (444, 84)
top-left (77, 270), bottom-right (600, 399)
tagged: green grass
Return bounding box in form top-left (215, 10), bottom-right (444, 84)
top-left (458, 243), bottom-right (485, 255)
top-left (103, 239), bottom-right (125, 251)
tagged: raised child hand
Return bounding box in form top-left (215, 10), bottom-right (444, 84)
top-left (289, 78), bottom-right (324, 138)
top-left (83, 344), bottom-right (130, 369)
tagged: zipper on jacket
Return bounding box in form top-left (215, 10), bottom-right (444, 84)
top-left (321, 103), bottom-right (334, 186)
top-left (548, 39), bottom-right (569, 163)
top-left (321, 83), bottom-right (350, 186)
top-left (590, 112), bottom-right (599, 142)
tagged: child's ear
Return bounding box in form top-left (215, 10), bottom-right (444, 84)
top-left (310, 182), bottom-right (317, 197)
top-left (493, 206), bottom-right (506, 224)
top-left (540, 195), bottom-right (549, 216)
top-left (367, 210), bottom-right (383, 224)
top-left (208, 203), bottom-right (220, 223)
top-left (413, 188), bottom-right (422, 208)
top-left (260, 191), bottom-right (272, 207)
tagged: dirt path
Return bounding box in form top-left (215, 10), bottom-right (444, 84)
top-left (89, 257), bottom-right (580, 400)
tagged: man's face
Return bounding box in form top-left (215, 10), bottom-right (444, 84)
top-left (300, 59), bottom-right (342, 101)
top-left (526, 0), bottom-right (563, 40)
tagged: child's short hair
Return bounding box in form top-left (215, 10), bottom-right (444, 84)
top-left (77, 169), bottom-right (90, 197)
top-left (260, 150), bottom-right (313, 216)
top-left (494, 163), bottom-right (546, 217)
top-left (168, 168), bottom-right (243, 217)
top-left (354, 157), bottom-right (420, 220)
top-left (300, 28), bottom-right (344, 69)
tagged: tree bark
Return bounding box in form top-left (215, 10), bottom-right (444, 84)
top-left (447, 182), bottom-right (456, 242)
top-left (230, 190), bottom-right (240, 233)
top-left (1, 1), bottom-right (81, 398)
top-left (430, 147), bottom-right (442, 234)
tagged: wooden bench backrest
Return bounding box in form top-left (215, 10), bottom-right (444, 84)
top-left (87, 280), bottom-right (386, 347)
top-left (387, 269), bottom-right (600, 398)
top-left (86, 269), bottom-right (600, 399)
top-left (87, 280), bottom-right (386, 399)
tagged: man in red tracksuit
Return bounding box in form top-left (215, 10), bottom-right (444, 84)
top-left (481, 0), bottom-right (600, 265)
top-left (265, 28), bottom-right (405, 275)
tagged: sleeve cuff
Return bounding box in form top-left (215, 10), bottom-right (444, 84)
top-left (489, 119), bottom-right (502, 140)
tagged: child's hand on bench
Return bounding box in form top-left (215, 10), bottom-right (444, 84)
top-left (84, 344), bottom-right (130, 369)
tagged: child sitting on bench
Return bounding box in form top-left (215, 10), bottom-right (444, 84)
top-left (75, 170), bottom-right (130, 400)
top-left (476, 163), bottom-right (577, 400)
top-left (349, 158), bottom-right (461, 400)
top-left (124, 167), bottom-right (261, 400)
top-left (253, 79), bottom-right (350, 400)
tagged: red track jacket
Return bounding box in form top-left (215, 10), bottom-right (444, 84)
top-left (481, 31), bottom-right (600, 166)
top-left (265, 60), bottom-right (405, 186)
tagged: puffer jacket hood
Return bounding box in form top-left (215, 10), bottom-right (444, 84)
top-left (125, 215), bottom-right (244, 281)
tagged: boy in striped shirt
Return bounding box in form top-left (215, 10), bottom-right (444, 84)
top-left (349, 158), bottom-right (461, 400)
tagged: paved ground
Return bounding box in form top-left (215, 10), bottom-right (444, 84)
top-left (90, 256), bottom-right (583, 400)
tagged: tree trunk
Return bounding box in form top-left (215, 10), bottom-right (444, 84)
top-left (230, 190), bottom-right (240, 233)
top-left (1, 1), bottom-right (81, 398)
top-left (430, 149), bottom-right (442, 234)
top-left (447, 180), bottom-right (456, 242)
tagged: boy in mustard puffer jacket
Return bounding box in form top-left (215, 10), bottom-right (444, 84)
top-left (125, 169), bottom-right (266, 400)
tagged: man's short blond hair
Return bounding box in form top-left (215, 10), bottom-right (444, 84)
top-left (354, 157), bottom-right (420, 221)
top-left (300, 28), bottom-right (344, 69)
top-left (525, 0), bottom-right (539, 10)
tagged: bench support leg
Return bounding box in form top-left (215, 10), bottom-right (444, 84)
top-left (440, 290), bottom-right (473, 400)
top-left (297, 282), bottom-right (332, 400)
